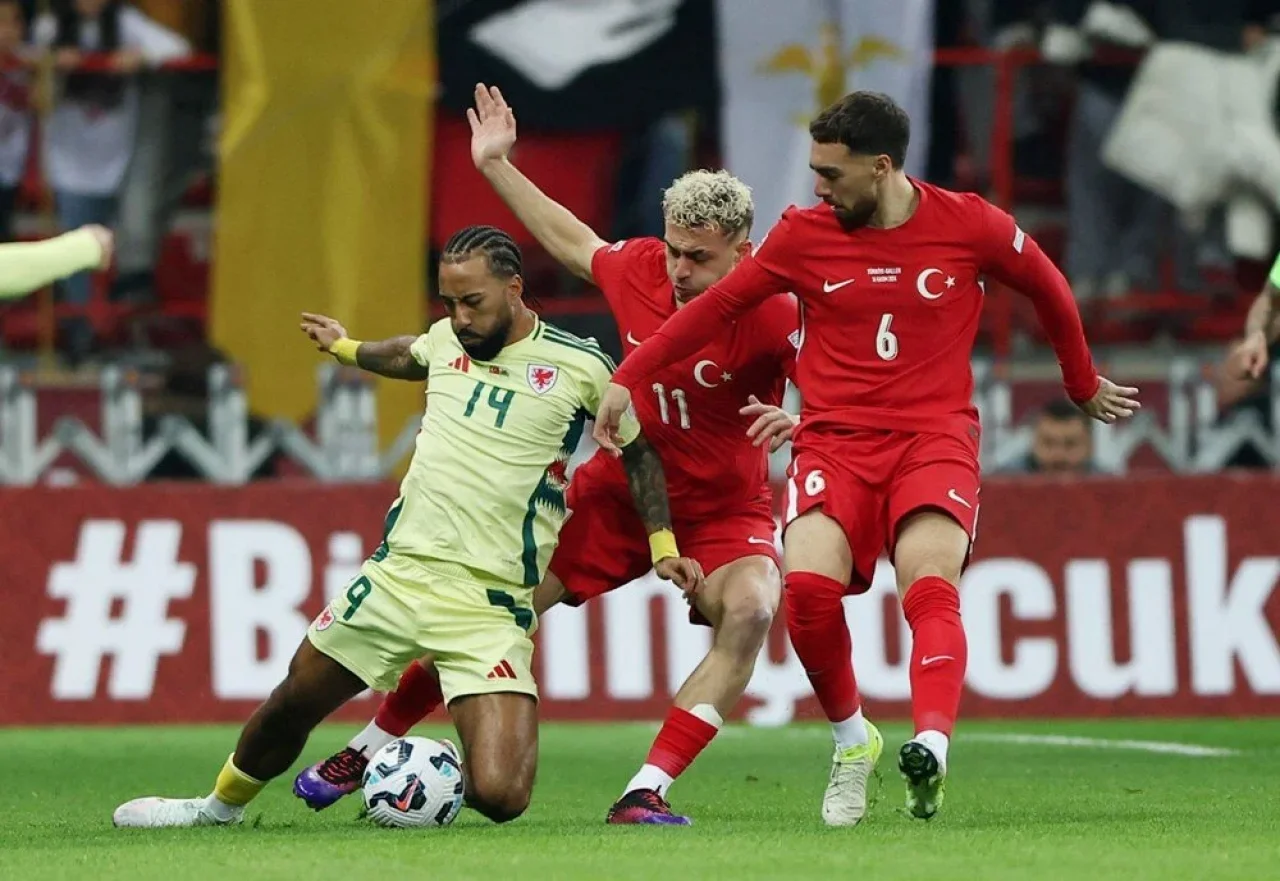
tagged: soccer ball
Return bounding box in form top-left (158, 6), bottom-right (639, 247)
top-left (361, 737), bottom-right (465, 828)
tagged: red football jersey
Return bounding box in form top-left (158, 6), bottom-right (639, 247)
top-left (612, 181), bottom-right (1099, 439)
top-left (590, 237), bottom-right (799, 519)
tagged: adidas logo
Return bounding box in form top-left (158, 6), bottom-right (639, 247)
top-left (486, 660), bottom-right (517, 680)
top-left (450, 354), bottom-right (471, 372)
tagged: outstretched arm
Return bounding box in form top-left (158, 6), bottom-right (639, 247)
top-left (300, 312), bottom-right (428, 381)
top-left (470, 84), bottom-right (606, 283)
top-left (0, 227), bottom-right (112, 300)
top-left (978, 202), bottom-right (1138, 422)
top-left (343, 336), bottom-right (428, 381)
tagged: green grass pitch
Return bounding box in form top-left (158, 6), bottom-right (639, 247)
top-left (2, 719), bottom-right (1277, 880)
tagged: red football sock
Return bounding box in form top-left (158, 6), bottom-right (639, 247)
top-left (374, 661), bottom-right (444, 737)
top-left (784, 571), bottom-right (861, 722)
top-left (645, 706), bottom-right (720, 779)
top-left (902, 575), bottom-right (968, 736)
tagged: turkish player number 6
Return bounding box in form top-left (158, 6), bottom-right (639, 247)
top-left (652, 383), bottom-right (691, 429)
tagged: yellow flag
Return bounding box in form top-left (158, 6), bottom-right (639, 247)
top-left (212, 0), bottom-right (433, 459)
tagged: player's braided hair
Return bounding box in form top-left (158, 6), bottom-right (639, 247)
top-left (441, 225), bottom-right (523, 279)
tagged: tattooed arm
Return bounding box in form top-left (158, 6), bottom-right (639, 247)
top-left (620, 432), bottom-right (673, 535)
top-left (345, 336), bottom-right (428, 381)
top-left (300, 313), bottom-right (428, 381)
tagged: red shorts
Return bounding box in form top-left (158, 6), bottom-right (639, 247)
top-left (550, 464), bottom-right (780, 626)
top-left (783, 428), bottom-right (981, 592)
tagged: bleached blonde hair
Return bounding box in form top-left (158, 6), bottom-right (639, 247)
top-left (661, 169), bottom-right (755, 241)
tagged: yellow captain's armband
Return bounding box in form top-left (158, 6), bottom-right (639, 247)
top-left (330, 338), bottom-right (362, 367)
top-left (649, 529), bottom-right (679, 565)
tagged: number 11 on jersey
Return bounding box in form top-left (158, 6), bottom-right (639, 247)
top-left (652, 383), bottom-right (691, 429)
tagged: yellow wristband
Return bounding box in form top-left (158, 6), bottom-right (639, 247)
top-left (329, 338), bottom-right (362, 367)
top-left (649, 529), bottom-right (679, 565)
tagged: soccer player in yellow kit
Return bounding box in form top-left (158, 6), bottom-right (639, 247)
top-left (112, 225), bottom-right (703, 827)
top-left (0, 225), bottom-right (112, 299)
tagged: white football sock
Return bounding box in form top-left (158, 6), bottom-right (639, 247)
top-left (348, 720), bottom-right (398, 757)
top-left (624, 764), bottom-right (675, 798)
top-left (832, 708), bottom-right (869, 751)
top-left (913, 729), bottom-right (950, 771)
top-left (203, 793), bottom-right (244, 823)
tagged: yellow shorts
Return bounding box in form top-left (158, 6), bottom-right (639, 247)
top-left (307, 553), bottom-right (538, 704)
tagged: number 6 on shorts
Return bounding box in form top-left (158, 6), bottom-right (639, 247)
top-left (805, 470), bottom-right (826, 496)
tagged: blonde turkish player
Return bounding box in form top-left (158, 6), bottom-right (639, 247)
top-left (112, 224), bottom-right (704, 828)
top-left (0, 225), bottom-right (112, 299)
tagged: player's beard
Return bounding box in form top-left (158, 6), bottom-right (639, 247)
top-left (459, 332), bottom-right (505, 362)
top-left (458, 313), bottom-right (512, 362)
top-left (832, 196), bottom-right (877, 230)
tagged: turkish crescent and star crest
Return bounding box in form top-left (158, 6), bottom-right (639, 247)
top-left (916, 268), bottom-right (957, 300)
top-left (527, 363), bottom-right (559, 395)
top-left (694, 360), bottom-right (732, 389)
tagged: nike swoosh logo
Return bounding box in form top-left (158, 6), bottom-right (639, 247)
top-left (746, 536), bottom-right (774, 546)
top-left (947, 489), bottom-right (973, 509)
top-left (394, 779), bottom-right (422, 811)
top-left (822, 279), bottom-right (855, 293)
top-left (625, 331), bottom-right (643, 346)
top-left (921, 654), bottom-right (955, 666)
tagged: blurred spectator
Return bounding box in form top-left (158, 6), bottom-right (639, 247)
top-left (1008, 399), bottom-right (1100, 473)
top-left (1095, 1), bottom-right (1274, 295)
top-left (1045, 0), bottom-right (1163, 301)
top-left (33, 0), bottom-right (189, 363)
top-left (958, 2), bottom-right (1069, 186)
top-left (114, 0), bottom-right (216, 306)
top-left (1244, 0), bottom-right (1280, 49)
top-left (0, 0), bottom-right (31, 243)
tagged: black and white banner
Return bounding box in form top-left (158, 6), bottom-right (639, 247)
top-left (437, 0), bottom-right (718, 131)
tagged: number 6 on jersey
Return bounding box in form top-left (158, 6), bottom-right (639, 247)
top-left (876, 313), bottom-right (898, 361)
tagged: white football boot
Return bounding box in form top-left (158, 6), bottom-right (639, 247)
top-left (113, 796), bottom-right (243, 828)
top-left (821, 720), bottom-right (883, 827)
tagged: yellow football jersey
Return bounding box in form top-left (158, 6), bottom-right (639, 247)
top-left (375, 315), bottom-right (641, 587)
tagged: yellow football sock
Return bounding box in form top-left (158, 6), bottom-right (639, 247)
top-left (213, 754), bottom-right (266, 807)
